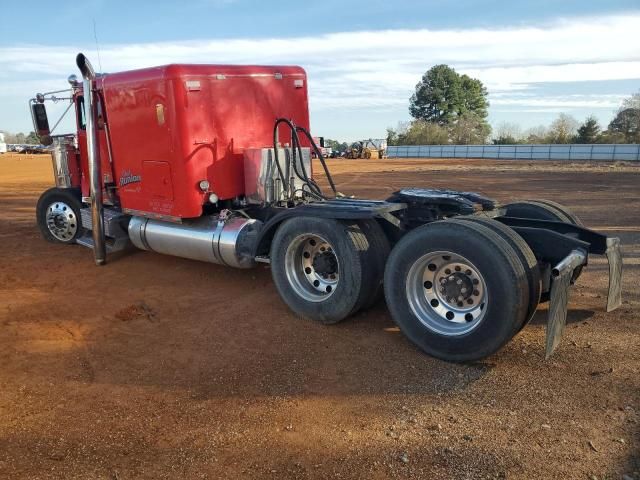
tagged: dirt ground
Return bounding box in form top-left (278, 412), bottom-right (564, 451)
top-left (0, 153), bottom-right (638, 479)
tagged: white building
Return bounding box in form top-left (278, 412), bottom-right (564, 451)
top-left (0, 132), bottom-right (7, 154)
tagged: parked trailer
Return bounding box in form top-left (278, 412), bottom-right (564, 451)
top-left (29, 54), bottom-right (622, 362)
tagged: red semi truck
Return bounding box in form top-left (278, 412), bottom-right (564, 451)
top-left (29, 53), bottom-right (622, 362)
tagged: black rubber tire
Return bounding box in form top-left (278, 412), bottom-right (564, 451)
top-left (456, 216), bottom-right (541, 329)
top-left (502, 200), bottom-right (582, 225)
top-left (36, 187), bottom-right (83, 244)
top-left (270, 217), bottom-right (375, 324)
top-left (530, 199), bottom-right (583, 226)
top-left (502, 199), bottom-right (584, 300)
top-left (356, 219), bottom-right (391, 310)
top-left (384, 219), bottom-right (529, 362)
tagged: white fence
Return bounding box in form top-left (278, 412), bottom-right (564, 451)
top-left (386, 144), bottom-right (640, 161)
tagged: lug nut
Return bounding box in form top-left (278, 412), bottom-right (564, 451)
top-left (456, 279), bottom-right (462, 285)
top-left (448, 276), bottom-right (454, 281)
top-left (461, 287), bottom-right (467, 294)
top-left (457, 295), bottom-right (464, 301)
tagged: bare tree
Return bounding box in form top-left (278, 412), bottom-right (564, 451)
top-left (547, 113), bottom-right (578, 144)
top-left (492, 122), bottom-right (523, 144)
top-left (448, 113), bottom-right (492, 145)
top-left (522, 125), bottom-right (548, 144)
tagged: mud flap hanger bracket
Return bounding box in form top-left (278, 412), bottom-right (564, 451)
top-left (546, 248), bottom-right (587, 358)
top-left (496, 216), bottom-right (623, 358)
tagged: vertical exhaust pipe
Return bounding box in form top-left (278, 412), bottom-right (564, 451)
top-left (76, 53), bottom-right (106, 265)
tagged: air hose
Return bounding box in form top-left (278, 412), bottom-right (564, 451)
top-left (294, 126), bottom-right (337, 196)
top-left (273, 118), bottom-right (338, 201)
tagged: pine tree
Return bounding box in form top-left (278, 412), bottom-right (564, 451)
top-left (575, 116), bottom-right (601, 144)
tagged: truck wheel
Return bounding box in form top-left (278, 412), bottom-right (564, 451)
top-left (530, 199), bottom-right (583, 226)
top-left (36, 187), bottom-right (83, 244)
top-left (456, 216), bottom-right (540, 329)
top-left (384, 219), bottom-right (529, 362)
top-left (270, 217), bottom-right (378, 324)
top-left (502, 200), bottom-right (582, 225)
top-left (502, 199), bottom-right (584, 294)
top-left (357, 219), bottom-right (391, 310)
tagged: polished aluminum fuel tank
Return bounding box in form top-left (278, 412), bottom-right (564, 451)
top-left (128, 214), bottom-right (261, 269)
top-left (50, 135), bottom-right (78, 188)
top-left (244, 147), bottom-right (311, 205)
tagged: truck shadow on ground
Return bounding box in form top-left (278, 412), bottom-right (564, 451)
top-left (528, 308), bottom-right (595, 326)
top-left (2, 276), bottom-right (494, 401)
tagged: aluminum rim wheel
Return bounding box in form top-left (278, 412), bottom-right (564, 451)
top-left (284, 233), bottom-right (340, 302)
top-left (45, 201), bottom-right (78, 242)
top-left (406, 250), bottom-right (487, 336)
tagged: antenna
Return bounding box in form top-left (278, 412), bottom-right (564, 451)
top-left (93, 18), bottom-right (103, 72)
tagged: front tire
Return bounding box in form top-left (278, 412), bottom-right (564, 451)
top-left (270, 217), bottom-right (382, 324)
top-left (36, 187), bottom-right (83, 244)
top-left (384, 219), bottom-right (529, 362)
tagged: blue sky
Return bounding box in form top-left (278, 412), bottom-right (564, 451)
top-left (1, 0), bottom-right (639, 141)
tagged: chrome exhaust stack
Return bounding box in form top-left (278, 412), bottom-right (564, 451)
top-left (76, 53), bottom-right (106, 266)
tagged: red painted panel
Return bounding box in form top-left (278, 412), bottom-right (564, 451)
top-left (142, 161), bottom-right (173, 200)
top-left (94, 64), bottom-right (309, 219)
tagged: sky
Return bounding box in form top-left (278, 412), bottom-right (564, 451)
top-left (1, 0), bottom-right (639, 142)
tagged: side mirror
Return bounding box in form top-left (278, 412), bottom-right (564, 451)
top-left (31, 103), bottom-right (50, 138)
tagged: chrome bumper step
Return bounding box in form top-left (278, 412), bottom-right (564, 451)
top-left (77, 207), bottom-right (131, 254)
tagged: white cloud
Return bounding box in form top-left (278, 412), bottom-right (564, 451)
top-left (1, 12), bottom-right (639, 133)
top-left (491, 93), bottom-right (629, 109)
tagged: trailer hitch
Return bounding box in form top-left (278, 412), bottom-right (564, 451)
top-left (545, 237), bottom-right (622, 358)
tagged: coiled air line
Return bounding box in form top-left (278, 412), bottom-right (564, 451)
top-left (272, 118), bottom-right (338, 202)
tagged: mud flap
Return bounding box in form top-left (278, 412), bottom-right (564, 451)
top-left (606, 237), bottom-right (623, 312)
top-left (545, 249), bottom-right (587, 359)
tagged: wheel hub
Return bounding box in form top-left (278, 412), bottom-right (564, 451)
top-left (312, 250), bottom-right (338, 277)
top-left (53, 214), bottom-right (67, 228)
top-left (406, 251), bottom-right (487, 336)
top-left (439, 272), bottom-right (474, 306)
top-left (45, 201), bottom-right (78, 242)
top-left (284, 234), bottom-right (340, 302)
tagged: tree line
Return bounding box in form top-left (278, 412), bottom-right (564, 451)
top-left (386, 64), bottom-right (640, 146)
top-left (1, 131), bottom-right (41, 144)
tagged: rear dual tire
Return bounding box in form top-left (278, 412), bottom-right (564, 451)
top-left (384, 219), bottom-right (530, 362)
top-left (270, 217), bottom-right (388, 324)
top-left (502, 199), bottom-right (582, 226)
top-left (502, 199), bottom-right (583, 299)
top-left (455, 216), bottom-right (541, 329)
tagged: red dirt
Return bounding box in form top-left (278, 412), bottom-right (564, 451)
top-left (0, 154), bottom-right (638, 479)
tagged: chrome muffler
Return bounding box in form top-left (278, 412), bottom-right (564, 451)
top-left (128, 213), bottom-right (262, 269)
